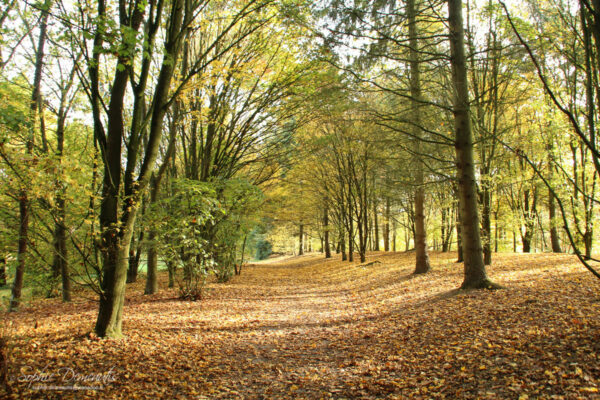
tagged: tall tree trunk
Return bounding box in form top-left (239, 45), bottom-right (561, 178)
top-left (95, 0), bottom-right (186, 337)
top-left (448, 0), bottom-right (495, 288)
top-left (548, 188), bottom-right (562, 252)
top-left (51, 69), bottom-right (75, 301)
top-left (409, 0), bottom-right (431, 274)
top-left (494, 211), bottom-right (499, 253)
top-left (127, 229), bottom-right (143, 283)
top-left (53, 197), bottom-right (70, 301)
top-left (522, 187), bottom-right (537, 253)
top-left (482, 187), bottom-right (492, 265)
top-left (384, 197), bottom-right (390, 251)
top-left (373, 201), bottom-right (380, 251)
top-left (392, 217), bottom-right (397, 252)
top-left (298, 224), bottom-right (304, 256)
top-left (167, 260), bottom-right (176, 288)
top-left (10, 1), bottom-right (50, 310)
top-left (145, 175), bottom-right (164, 295)
top-left (324, 206), bottom-right (331, 258)
top-left (348, 200), bottom-right (354, 262)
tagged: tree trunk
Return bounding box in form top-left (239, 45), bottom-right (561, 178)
top-left (482, 187), bottom-right (492, 265)
top-left (95, 227), bottom-right (135, 338)
top-left (348, 201), bottom-right (354, 262)
top-left (53, 200), bottom-right (70, 301)
top-left (494, 211), bottom-right (499, 253)
top-left (392, 218), bottom-right (397, 252)
top-left (324, 207), bottom-right (331, 258)
top-left (52, 84), bottom-right (71, 301)
top-left (126, 231), bottom-right (143, 283)
top-left (95, 0), bottom-right (186, 337)
top-left (548, 188), bottom-right (562, 252)
top-left (145, 236), bottom-right (158, 294)
top-left (167, 260), bottom-right (176, 288)
top-left (384, 197), bottom-right (390, 251)
top-left (448, 0), bottom-right (495, 289)
top-left (373, 201), bottom-right (379, 251)
top-left (298, 224), bottom-right (304, 255)
top-left (10, 0), bottom-right (50, 311)
top-left (522, 187), bottom-right (537, 253)
top-left (409, 0), bottom-right (431, 274)
top-left (9, 197), bottom-right (28, 311)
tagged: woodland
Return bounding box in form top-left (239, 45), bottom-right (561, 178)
top-left (0, 0), bottom-right (600, 398)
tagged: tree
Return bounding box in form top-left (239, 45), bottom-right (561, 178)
top-left (448, 0), bottom-right (497, 289)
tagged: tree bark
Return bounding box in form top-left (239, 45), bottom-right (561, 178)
top-left (298, 224), bottom-right (304, 255)
top-left (95, 0), bottom-right (186, 337)
top-left (167, 260), bottom-right (176, 288)
top-left (392, 217), bottom-right (397, 252)
top-left (348, 199), bottom-right (354, 262)
top-left (10, 0), bottom-right (50, 310)
top-left (324, 206), bottom-right (331, 258)
top-left (373, 201), bottom-right (379, 251)
top-left (548, 182), bottom-right (562, 253)
top-left (522, 186), bottom-right (537, 253)
top-left (126, 230), bottom-right (143, 283)
top-left (448, 0), bottom-right (495, 288)
top-left (384, 197), bottom-right (390, 251)
top-left (408, 0), bottom-right (431, 274)
top-left (481, 187), bottom-right (492, 265)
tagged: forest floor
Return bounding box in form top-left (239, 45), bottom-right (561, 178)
top-left (3, 251), bottom-right (600, 399)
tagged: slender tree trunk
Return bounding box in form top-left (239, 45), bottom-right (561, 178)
top-left (373, 201), bottom-right (379, 251)
top-left (408, 0), bottom-right (431, 274)
top-left (298, 224), bottom-right (304, 256)
top-left (384, 197), bottom-right (390, 251)
top-left (494, 211), bottom-right (499, 253)
top-left (548, 188), bottom-right (562, 253)
top-left (10, 198), bottom-right (29, 310)
top-left (522, 187), bottom-right (537, 253)
top-left (482, 187), bottom-right (492, 265)
top-left (441, 207), bottom-right (447, 252)
top-left (448, 0), bottom-right (495, 288)
top-left (127, 230), bottom-right (143, 283)
top-left (53, 202), bottom-right (70, 301)
top-left (167, 260), bottom-right (176, 288)
top-left (145, 234), bottom-right (158, 294)
top-left (392, 217), bottom-right (397, 252)
top-left (52, 104), bottom-right (71, 301)
top-left (324, 206), bottom-right (331, 258)
top-left (10, 1), bottom-right (50, 310)
top-left (348, 201), bottom-right (354, 262)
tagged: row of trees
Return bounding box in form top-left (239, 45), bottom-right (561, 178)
top-left (269, 0), bottom-right (600, 285)
top-left (0, 0), bottom-right (320, 337)
top-left (1, 0), bottom-right (599, 338)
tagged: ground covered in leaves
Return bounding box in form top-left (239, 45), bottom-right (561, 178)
top-left (3, 252), bottom-right (600, 399)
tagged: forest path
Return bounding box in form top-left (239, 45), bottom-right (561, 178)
top-left (5, 252), bottom-right (600, 399)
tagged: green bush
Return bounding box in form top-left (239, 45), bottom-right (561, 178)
top-left (255, 240), bottom-right (272, 260)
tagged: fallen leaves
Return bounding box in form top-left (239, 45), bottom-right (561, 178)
top-left (2, 252), bottom-right (600, 399)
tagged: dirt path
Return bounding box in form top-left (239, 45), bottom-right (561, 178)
top-left (4, 252), bottom-right (600, 399)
